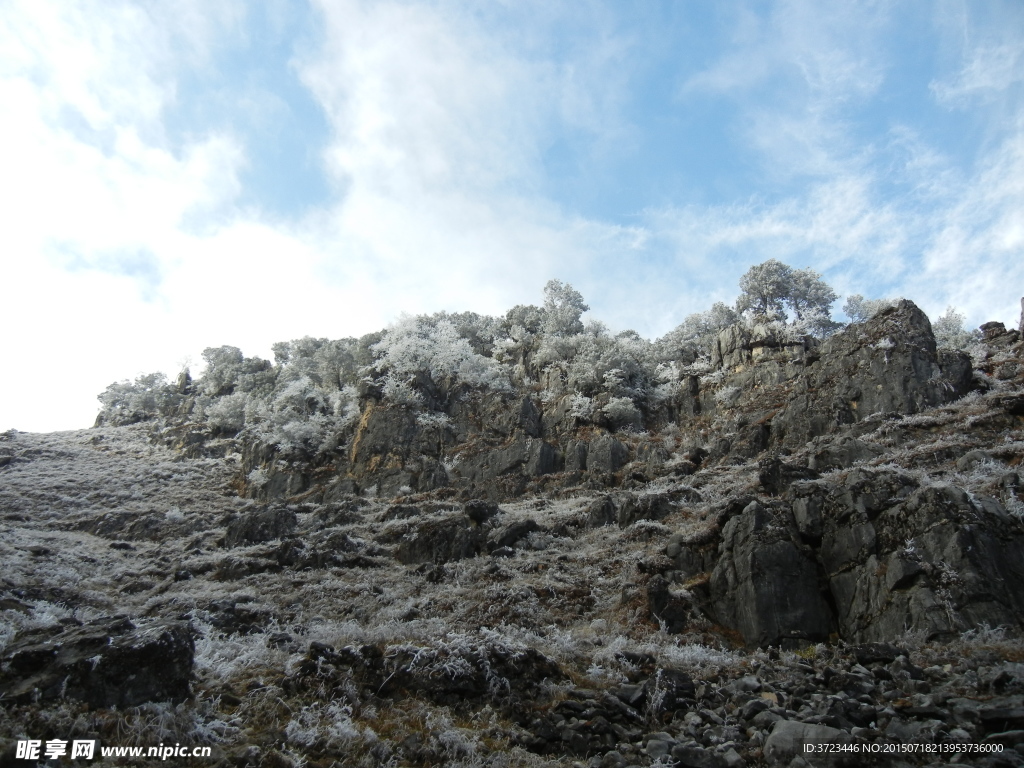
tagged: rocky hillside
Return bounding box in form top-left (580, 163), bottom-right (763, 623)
top-left (2, 296), bottom-right (1024, 767)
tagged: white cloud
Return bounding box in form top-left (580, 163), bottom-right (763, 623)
top-left (931, 43), bottom-right (1024, 107)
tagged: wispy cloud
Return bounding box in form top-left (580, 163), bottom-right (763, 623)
top-left (932, 43), bottom-right (1024, 107)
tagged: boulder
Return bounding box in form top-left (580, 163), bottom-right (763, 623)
top-left (0, 617), bottom-right (193, 708)
top-left (395, 513), bottom-right (487, 564)
top-left (224, 506), bottom-right (297, 547)
top-left (588, 435), bottom-right (628, 473)
top-left (824, 480), bottom-right (1024, 642)
top-left (616, 493), bottom-right (674, 528)
top-left (763, 720), bottom-right (851, 764)
top-left (770, 301), bottom-right (973, 449)
top-left (709, 502), bottom-right (831, 647)
top-left (758, 457), bottom-right (819, 495)
top-left (463, 498), bottom-right (501, 524)
top-left (489, 518), bottom-right (540, 550)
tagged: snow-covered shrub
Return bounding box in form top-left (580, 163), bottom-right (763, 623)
top-left (844, 294), bottom-right (898, 323)
top-left (204, 391), bottom-right (248, 433)
top-left (244, 378), bottom-right (358, 457)
top-left (381, 374), bottom-right (424, 406)
top-left (603, 397), bottom-right (643, 432)
top-left (933, 306), bottom-right (981, 350)
top-left (197, 346), bottom-right (273, 397)
top-left (657, 302), bottom-right (738, 362)
top-left (96, 372), bottom-right (182, 425)
top-left (416, 411), bottom-right (452, 428)
top-left (736, 260), bottom-right (837, 327)
top-left (714, 385), bottom-right (742, 407)
top-left (542, 279), bottom-right (589, 337)
top-left (372, 315), bottom-right (511, 394)
top-left (567, 394), bottom-right (596, 423)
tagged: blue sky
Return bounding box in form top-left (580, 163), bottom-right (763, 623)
top-left (2, 0), bottom-right (1023, 432)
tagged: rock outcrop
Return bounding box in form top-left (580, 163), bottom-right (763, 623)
top-left (0, 617), bottom-right (194, 708)
top-left (227, 300), bottom-right (981, 509)
top-left (668, 465), bottom-right (1024, 647)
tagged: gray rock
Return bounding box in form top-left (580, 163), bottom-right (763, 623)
top-left (395, 514), bottom-right (487, 564)
top-left (709, 502), bottom-right (831, 647)
top-left (758, 457), bottom-right (819, 496)
top-left (645, 735), bottom-right (675, 761)
top-left (588, 434), bottom-right (629, 473)
top-left (671, 744), bottom-right (728, 768)
top-left (956, 449), bottom-right (995, 471)
top-left (769, 301), bottom-right (973, 450)
top-left (647, 574), bottom-right (692, 633)
top-left (0, 617), bottom-right (193, 708)
top-left (463, 498), bottom-right (501, 524)
top-left (762, 720), bottom-right (850, 764)
top-left (807, 436), bottom-right (884, 472)
top-left (490, 518), bottom-right (540, 550)
top-left (224, 506), bottom-right (297, 547)
top-left (644, 668), bottom-right (696, 712)
top-left (790, 481), bottom-right (828, 542)
top-left (585, 496), bottom-right (617, 528)
top-left (617, 493), bottom-right (673, 528)
top-left (564, 439), bottom-right (588, 473)
top-left (820, 521), bottom-right (876, 575)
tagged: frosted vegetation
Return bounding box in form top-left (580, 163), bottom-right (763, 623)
top-left (97, 260), bottom-right (978, 461)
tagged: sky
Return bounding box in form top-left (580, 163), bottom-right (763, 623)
top-left (2, 0), bottom-right (1023, 432)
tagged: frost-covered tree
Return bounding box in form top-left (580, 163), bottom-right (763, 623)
top-left (244, 376), bottom-right (359, 457)
top-left (198, 346), bottom-right (273, 397)
top-left (788, 268), bottom-right (838, 322)
top-left (735, 260), bottom-right (839, 335)
top-left (371, 315), bottom-right (510, 399)
top-left (843, 294), bottom-right (897, 323)
top-left (657, 302), bottom-right (739, 360)
top-left (272, 336), bottom-right (362, 389)
top-left (932, 306), bottom-right (980, 350)
top-left (438, 311), bottom-right (503, 357)
top-left (542, 279), bottom-right (589, 337)
top-left (97, 372), bottom-right (181, 425)
top-left (736, 259), bottom-right (795, 318)
top-left (602, 396), bottom-right (643, 432)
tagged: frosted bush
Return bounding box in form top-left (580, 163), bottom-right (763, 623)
top-left (285, 700), bottom-right (368, 751)
top-left (96, 372), bottom-right (181, 424)
top-left (933, 306), bottom-right (981, 350)
top-left (372, 315), bottom-right (510, 392)
top-left (416, 410), bottom-right (452, 428)
top-left (247, 468), bottom-right (269, 488)
top-left (715, 385), bottom-right (742, 407)
top-left (1006, 495), bottom-right (1024, 521)
top-left (534, 333), bottom-right (584, 370)
top-left (245, 378), bottom-right (358, 457)
top-left (603, 397), bottom-right (642, 432)
top-left (566, 394), bottom-right (595, 422)
top-left (844, 294), bottom-right (897, 323)
top-left (204, 391), bottom-right (248, 432)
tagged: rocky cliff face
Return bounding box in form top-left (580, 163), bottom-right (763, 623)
top-left (2, 300), bottom-right (1024, 767)
top-left (234, 301), bottom-right (976, 506)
